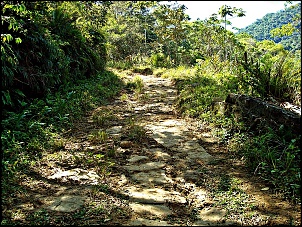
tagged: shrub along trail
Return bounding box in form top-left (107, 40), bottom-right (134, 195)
top-left (5, 70), bottom-right (301, 225)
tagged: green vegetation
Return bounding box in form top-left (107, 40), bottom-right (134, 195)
top-left (240, 130), bottom-right (300, 200)
top-left (162, 58), bottom-right (300, 203)
top-left (2, 2), bottom-right (109, 110)
top-left (1, 1), bottom-right (301, 225)
top-left (238, 2), bottom-right (301, 51)
top-left (92, 109), bottom-right (116, 126)
top-left (1, 69), bottom-right (122, 183)
top-left (124, 117), bottom-right (147, 143)
top-left (213, 175), bottom-right (251, 216)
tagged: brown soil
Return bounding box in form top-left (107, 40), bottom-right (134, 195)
top-left (2, 71), bottom-right (301, 226)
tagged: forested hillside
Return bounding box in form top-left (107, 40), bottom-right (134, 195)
top-left (238, 2), bottom-right (301, 51)
top-left (1, 1), bottom-right (301, 225)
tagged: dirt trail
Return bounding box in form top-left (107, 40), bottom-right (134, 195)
top-left (12, 71), bottom-right (301, 225)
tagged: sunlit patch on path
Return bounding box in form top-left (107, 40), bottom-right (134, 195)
top-left (20, 71), bottom-right (300, 226)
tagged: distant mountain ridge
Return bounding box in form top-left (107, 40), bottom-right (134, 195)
top-left (238, 2), bottom-right (301, 51)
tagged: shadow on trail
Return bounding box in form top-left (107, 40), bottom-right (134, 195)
top-left (2, 70), bottom-right (300, 226)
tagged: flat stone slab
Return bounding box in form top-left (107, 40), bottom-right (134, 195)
top-left (186, 151), bottom-right (213, 163)
top-left (129, 203), bottom-right (172, 217)
top-left (160, 119), bottom-right (184, 126)
top-left (149, 148), bottom-right (171, 161)
top-left (124, 162), bottom-right (165, 172)
top-left (145, 119), bottom-right (192, 148)
top-left (127, 155), bottom-right (149, 163)
top-left (145, 103), bottom-right (174, 113)
top-left (122, 187), bottom-right (186, 204)
top-left (48, 168), bottom-right (100, 185)
top-left (134, 106), bottom-right (146, 112)
top-left (197, 207), bottom-right (227, 222)
top-left (172, 140), bottom-right (207, 153)
top-left (127, 218), bottom-right (172, 226)
top-left (170, 139), bottom-right (213, 163)
top-left (131, 170), bottom-right (173, 185)
top-left (146, 127), bottom-right (185, 148)
top-left (43, 195), bottom-right (86, 212)
top-left (106, 126), bottom-right (123, 136)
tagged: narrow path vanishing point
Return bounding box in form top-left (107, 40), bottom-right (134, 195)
top-left (108, 73), bottom-right (222, 226)
top-left (29, 71), bottom-right (300, 226)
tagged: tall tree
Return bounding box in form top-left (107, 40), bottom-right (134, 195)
top-left (103, 1), bottom-right (157, 62)
top-left (217, 5), bottom-right (245, 60)
top-left (153, 2), bottom-right (189, 64)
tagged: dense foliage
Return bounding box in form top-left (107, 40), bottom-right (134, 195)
top-left (2, 1), bottom-right (108, 110)
top-left (238, 2), bottom-right (301, 51)
top-left (1, 2), bottom-right (301, 224)
top-left (103, 1), bottom-right (301, 105)
top-left (2, 1), bottom-right (300, 109)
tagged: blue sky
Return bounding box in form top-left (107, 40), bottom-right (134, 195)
top-left (174, 1), bottom-right (299, 32)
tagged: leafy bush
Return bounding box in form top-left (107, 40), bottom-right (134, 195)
top-left (107, 60), bottom-right (133, 70)
top-left (239, 128), bottom-right (300, 202)
top-left (125, 75), bottom-right (145, 95)
top-left (1, 2), bottom-right (108, 110)
top-left (239, 39), bottom-right (301, 105)
top-left (1, 70), bottom-right (123, 192)
top-left (162, 56), bottom-right (300, 203)
top-left (150, 52), bottom-right (174, 68)
top-left (173, 61), bottom-right (239, 119)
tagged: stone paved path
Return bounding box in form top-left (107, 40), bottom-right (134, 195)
top-left (27, 71), bottom-right (300, 226)
top-left (102, 73), bottom-right (230, 226)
